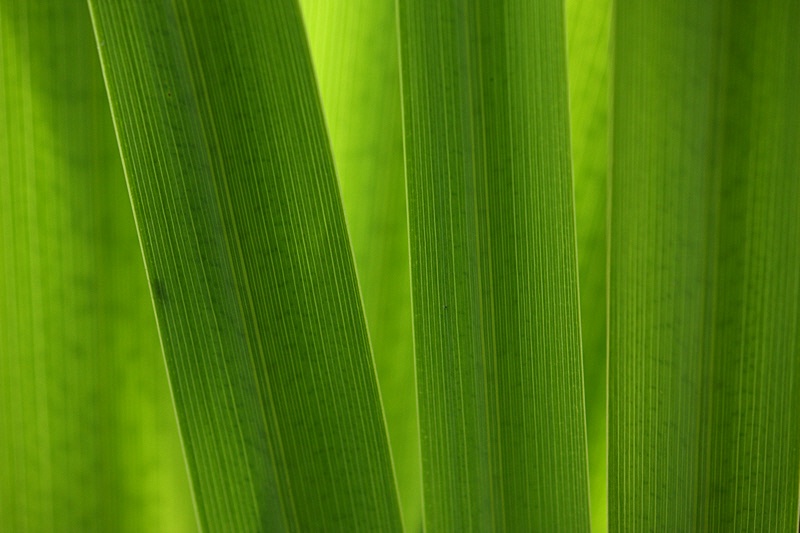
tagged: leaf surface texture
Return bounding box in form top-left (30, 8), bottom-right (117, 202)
top-left (88, 1), bottom-right (403, 531)
top-left (0, 2), bottom-right (195, 531)
top-left (610, 0), bottom-right (800, 530)
top-left (397, 1), bottom-right (591, 530)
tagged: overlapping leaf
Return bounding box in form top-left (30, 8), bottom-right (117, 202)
top-left (566, 0), bottom-right (611, 529)
top-left (87, 1), bottom-right (402, 531)
top-left (299, 1), bottom-right (421, 528)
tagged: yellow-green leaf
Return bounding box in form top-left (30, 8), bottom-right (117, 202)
top-left (0, 2), bottom-right (194, 531)
top-left (566, 0), bottom-right (611, 530)
top-left (299, 0), bottom-right (421, 529)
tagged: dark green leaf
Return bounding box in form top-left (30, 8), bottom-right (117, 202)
top-left (87, 1), bottom-right (403, 530)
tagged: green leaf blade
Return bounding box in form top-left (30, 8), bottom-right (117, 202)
top-left (610, 0), bottom-right (800, 530)
top-left (397, 1), bottom-right (591, 530)
top-left (0, 2), bottom-right (195, 531)
top-left (696, 2), bottom-right (800, 529)
top-left (298, 0), bottom-right (421, 528)
top-left (87, 1), bottom-right (403, 531)
top-left (565, 0), bottom-right (611, 530)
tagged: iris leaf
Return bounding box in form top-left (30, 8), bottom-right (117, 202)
top-left (299, 0), bottom-right (421, 528)
top-left (610, 0), bottom-right (800, 530)
top-left (0, 2), bottom-right (195, 531)
top-left (87, 1), bottom-right (403, 531)
top-left (397, 1), bottom-right (591, 530)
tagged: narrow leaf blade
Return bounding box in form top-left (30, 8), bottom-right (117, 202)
top-left (566, 0), bottom-right (611, 530)
top-left (87, 1), bottom-right (403, 530)
top-left (610, 0), bottom-right (800, 530)
top-left (299, 0), bottom-right (421, 528)
top-left (397, 1), bottom-right (591, 530)
top-left (0, 2), bottom-right (194, 531)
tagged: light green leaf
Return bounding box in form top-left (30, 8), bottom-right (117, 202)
top-left (87, 1), bottom-right (402, 531)
top-left (397, 1), bottom-right (591, 530)
top-left (0, 2), bottom-right (194, 531)
top-left (299, 1), bottom-right (421, 529)
top-left (610, 0), bottom-right (800, 530)
top-left (566, 0), bottom-right (610, 531)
